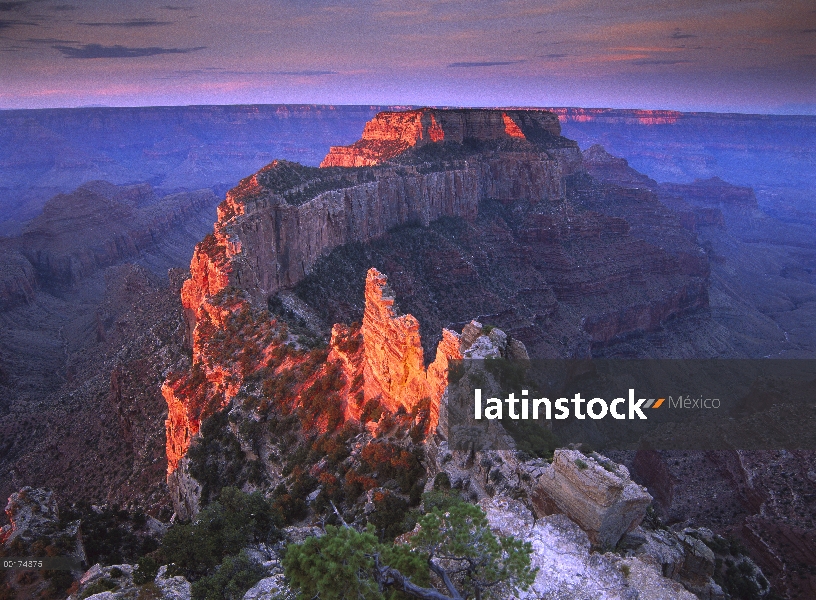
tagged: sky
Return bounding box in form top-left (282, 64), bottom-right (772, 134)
top-left (1, 0), bottom-right (815, 113)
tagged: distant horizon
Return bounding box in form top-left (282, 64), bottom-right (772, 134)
top-left (2, 102), bottom-right (816, 118)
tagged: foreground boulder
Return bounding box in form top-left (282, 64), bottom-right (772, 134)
top-left (528, 449), bottom-right (652, 548)
top-left (67, 563), bottom-right (192, 600)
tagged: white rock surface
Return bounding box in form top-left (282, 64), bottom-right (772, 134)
top-left (243, 574), bottom-right (288, 599)
top-left (84, 593), bottom-right (118, 600)
top-left (479, 496), bottom-right (696, 600)
top-left (155, 565), bottom-right (192, 600)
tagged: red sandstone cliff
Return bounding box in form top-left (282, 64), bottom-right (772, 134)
top-left (166, 266), bottom-right (461, 481)
top-left (320, 108), bottom-right (562, 167)
top-left (178, 108), bottom-right (711, 361)
top-left (179, 109), bottom-right (580, 316)
top-left (546, 107), bottom-right (682, 126)
top-left (355, 268), bottom-right (460, 429)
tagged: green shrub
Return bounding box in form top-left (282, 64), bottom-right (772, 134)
top-left (191, 551), bottom-right (265, 600)
top-left (284, 498), bottom-right (537, 600)
top-left (134, 555), bottom-right (160, 585)
top-left (366, 490), bottom-right (414, 542)
top-left (433, 471), bottom-right (451, 491)
top-left (160, 488), bottom-right (281, 582)
top-left (422, 489), bottom-right (461, 514)
top-left (79, 578), bottom-right (117, 599)
top-left (41, 570), bottom-right (75, 599)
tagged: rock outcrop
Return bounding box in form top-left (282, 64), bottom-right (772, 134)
top-left (67, 563), bottom-right (193, 600)
top-left (320, 108), bottom-right (563, 167)
top-left (480, 496), bottom-right (697, 600)
top-left (0, 487), bottom-right (61, 547)
top-left (165, 264), bottom-right (468, 521)
top-left (166, 266), bottom-right (462, 487)
top-left (0, 249), bottom-right (37, 311)
top-left (527, 449), bottom-right (652, 548)
top-left (357, 268), bottom-right (461, 428)
top-left (582, 144), bottom-right (658, 190)
top-left (179, 109), bottom-right (711, 357)
top-left (178, 108), bottom-right (582, 336)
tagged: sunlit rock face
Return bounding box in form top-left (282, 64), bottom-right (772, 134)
top-left (163, 108), bottom-right (710, 515)
top-left (196, 160), bottom-right (484, 304)
top-left (358, 268), bottom-right (461, 429)
top-left (547, 107), bottom-right (682, 126)
top-left (166, 264), bottom-right (462, 484)
top-left (320, 108), bottom-right (562, 167)
top-left (185, 109), bottom-right (580, 307)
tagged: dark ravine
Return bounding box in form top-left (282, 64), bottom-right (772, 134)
top-left (0, 180), bottom-right (222, 512)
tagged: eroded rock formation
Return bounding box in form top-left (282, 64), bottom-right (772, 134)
top-left (528, 449), bottom-right (652, 548)
top-left (320, 108), bottom-right (563, 167)
top-left (166, 266), bottom-right (462, 490)
top-left (357, 268), bottom-right (461, 428)
top-left (177, 109), bottom-right (581, 333)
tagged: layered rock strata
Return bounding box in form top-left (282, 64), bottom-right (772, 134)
top-left (320, 108), bottom-right (563, 167)
top-left (179, 109), bottom-right (582, 340)
top-left (355, 268), bottom-right (461, 429)
top-left (19, 185), bottom-right (218, 290)
top-left (528, 449), bottom-right (652, 548)
top-left (180, 108), bottom-right (715, 363)
top-left (0, 182), bottom-right (219, 313)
